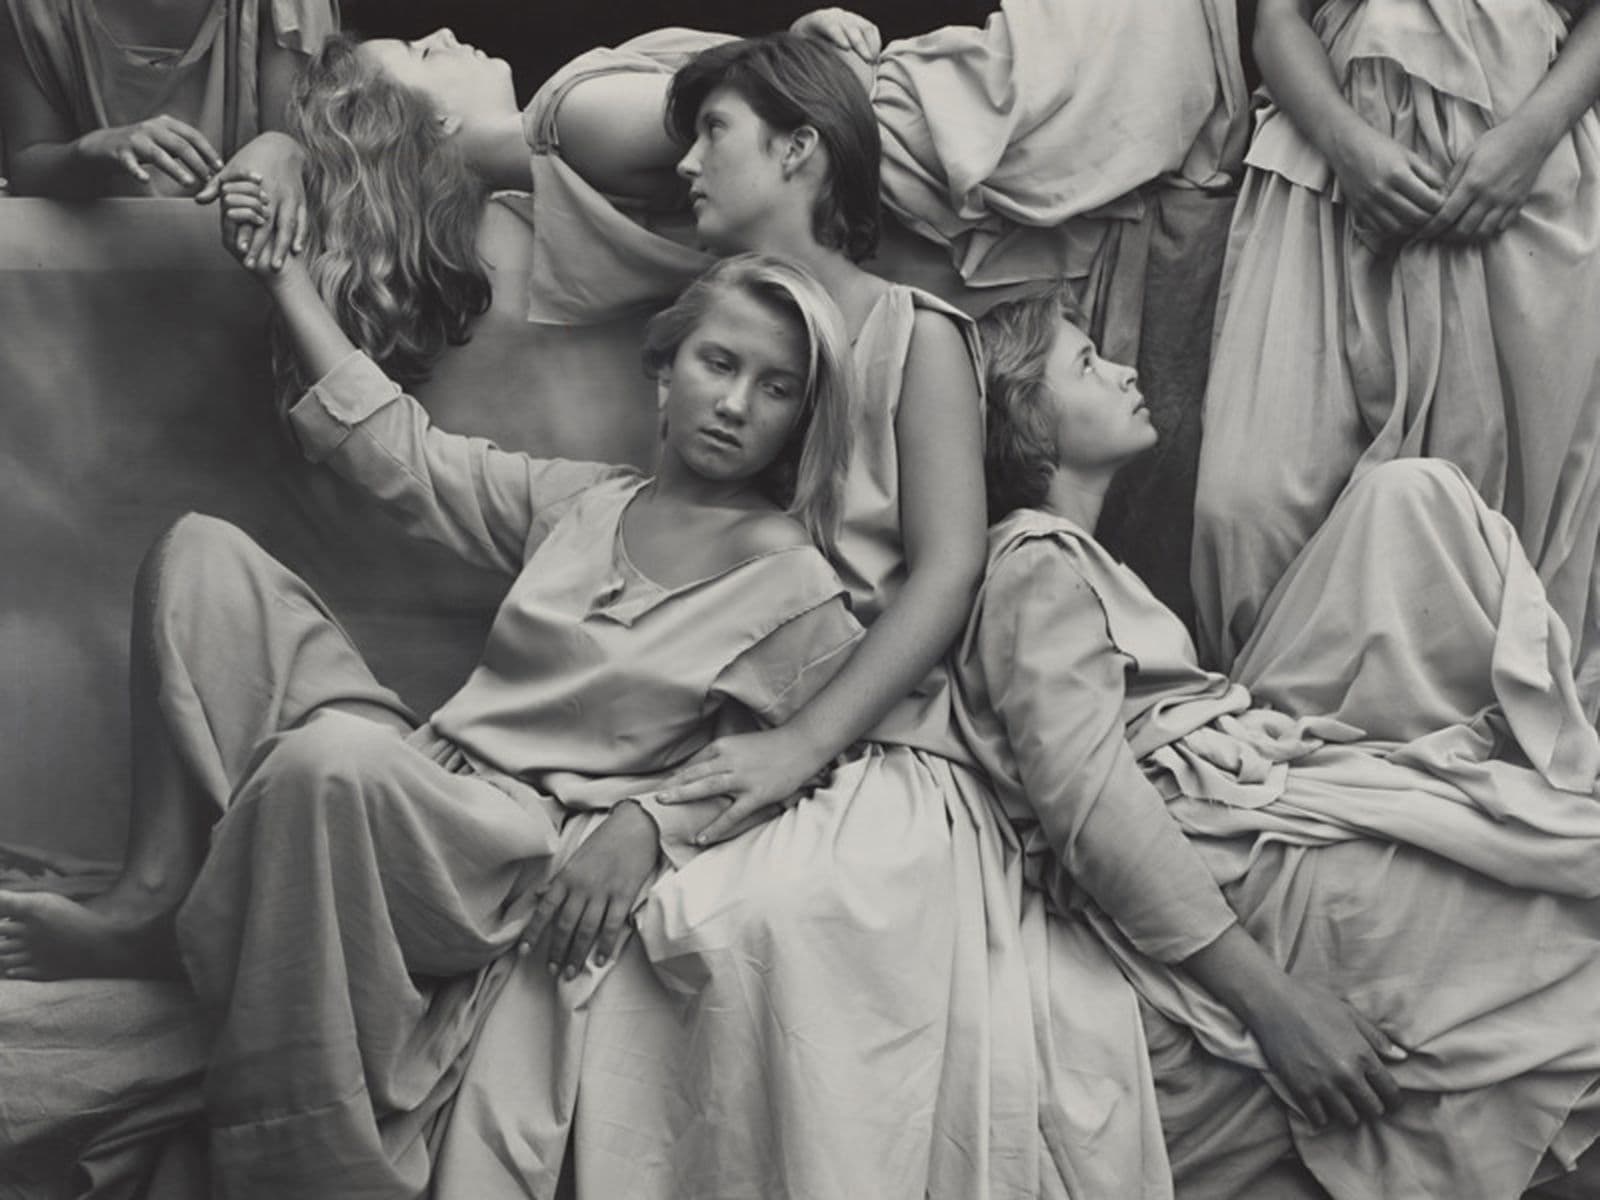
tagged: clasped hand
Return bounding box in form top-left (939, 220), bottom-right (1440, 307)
top-left (198, 133), bottom-right (309, 274)
top-left (1334, 120), bottom-right (1548, 247)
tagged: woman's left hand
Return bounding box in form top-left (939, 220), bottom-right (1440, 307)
top-left (522, 800), bottom-right (660, 980)
top-left (1416, 120), bottom-right (1553, 242)
top-left (196, 131), bottom-right (308, 271)
top-left (790, 7), bottom-right (882, 61)
top-left (651, 728), bottom-right (827, 846)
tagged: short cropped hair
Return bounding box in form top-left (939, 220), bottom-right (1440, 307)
top-left (667, 33), bottom-right (881, 263)
top-left (641, 254), bottom-right (855, 559)
top-left (975, 287), bottom-right (1089, 523)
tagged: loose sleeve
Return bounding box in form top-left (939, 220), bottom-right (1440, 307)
top-left (635, 589), bottom-right (863, 865)
top-left (289, 351), bottom-right (630, 575)
top-left (982, 541), bottom-right (1237, 963)
top-left (710, 596), bottom-right (864, 726)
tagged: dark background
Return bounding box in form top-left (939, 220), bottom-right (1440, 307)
top-left (340, 2), bottom-right (996, 102)
top-left (339, 2), bottom-right (1261, 107)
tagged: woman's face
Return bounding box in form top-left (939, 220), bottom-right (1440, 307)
top-left (656, 289), bottom-right (811, 488)
top-left (358, 29), bottom-right (517, 127)
top-left (675, 87), bottom-right (792, 254)
top-left (1044, 320), bottom-right (1156, 471)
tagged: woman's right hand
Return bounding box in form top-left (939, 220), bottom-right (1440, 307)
top-left (76, 115), bottom-right (223, 192)
top-left (1328, 122), bottom-right (1446, 248)
top-left (1247, 974), bottom-right (1407, 1128)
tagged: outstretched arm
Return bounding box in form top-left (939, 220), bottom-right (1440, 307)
top-left (653, 310), bottom-right (987, 842)
top-left (224, 189), bottom-right (618, 573)
top-left (1253, 0), bottom-right (1445, 242)
top-left (980, 539), bottom-right (1405, 1128)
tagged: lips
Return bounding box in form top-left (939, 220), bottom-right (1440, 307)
top-left (699, 426), bottom-right (741, 451)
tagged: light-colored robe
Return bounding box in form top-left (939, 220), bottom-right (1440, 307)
top-left (958, 459), bottom-right (1600, 1199)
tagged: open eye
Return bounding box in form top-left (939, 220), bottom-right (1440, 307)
top-left (762, 377), bottom-right (798, 401)
top-left (701, 351), bottom-right (734, 374)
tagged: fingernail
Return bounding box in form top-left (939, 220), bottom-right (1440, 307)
top-left (563, 965), bottom-right (578, 981)
top-left (546, 962), bottom-right (558, 976)
top-left (594, 952), bottom-right (608, 966)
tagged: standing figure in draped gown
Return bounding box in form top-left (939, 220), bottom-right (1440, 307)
top-left (1192, 0), bottom-right (1600, 718)
top-left (962, 286), bottom-right (1600, 1199)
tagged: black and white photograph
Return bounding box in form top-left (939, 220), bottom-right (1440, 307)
top-left (3, 1), bottom-right (1600, 1197)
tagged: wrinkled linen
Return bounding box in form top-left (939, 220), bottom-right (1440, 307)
top-left (4, 0), bottom-right (337, 189)
top-left (957, 459), bottom-right (1600, 1199)
top-left (0, 357), bottom-right (860, 1199)
top-left (1192, 0), bottom-right (1600, 719)
top-left (515, 0), bottom-right (1243, 325)
top-left (429, 287), bottom-right (1164, 1199)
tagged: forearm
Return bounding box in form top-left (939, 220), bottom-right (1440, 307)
top-left (267, 262), bottom-right (358, 379)
top-left (781, 561), bottom-right (976, 761)
top-left (1254, 0), bottom-right (1373, 169)
top-left (6, 139), bottom-right (115, 197)
top-left (1504, 4), bottom-right (1600, 152)
top-left (1180, 921), bottom-right (1295, 1031)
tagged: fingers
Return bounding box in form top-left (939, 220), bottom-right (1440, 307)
top-left (291, 202), bottom-right (309, 256)
top-left (692, 795), bottom-right (774, 846)
top-left (593, 894), bottom-right (633, 968)
top-left (542, 888), bottom-right (615, 981)
top-left (114, 147), bottom-right (152, 184)
top-left (651, 763), bottom-right (734, 805)
top-left (269, 198), bottom-right (300, 271)
top-left (137, 137), bottom-right (202, 190)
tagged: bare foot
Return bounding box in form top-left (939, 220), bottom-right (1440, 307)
top-left (0, 890), bottom-right (182, 980)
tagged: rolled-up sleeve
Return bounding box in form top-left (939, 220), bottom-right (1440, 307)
top-left (289, 351), bottom-right (630, 575)
top-left (982, 541), bottom-right (1237, 964)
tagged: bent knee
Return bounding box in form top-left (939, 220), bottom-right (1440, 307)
top-left (137, 513), bottom-right (272, 613)
top-left (244, 714), bottom-right (410, 819)
top-left (1346, 458), bottom-right (1474, 515)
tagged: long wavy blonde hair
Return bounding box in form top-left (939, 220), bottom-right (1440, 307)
top-left (272, 35), bottom-right (491, 409)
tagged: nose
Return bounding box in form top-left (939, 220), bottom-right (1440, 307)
top-left (1117, 363), bottom-right (1139, 391)
top-left (675, 141), bottom-right (702, 181)
top-left (714, 377), bottom-right (753, 421)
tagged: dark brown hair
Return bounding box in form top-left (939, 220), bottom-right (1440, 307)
top-left (667, 33), bottom-right (881, 262)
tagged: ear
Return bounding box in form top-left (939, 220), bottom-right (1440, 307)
top-left (437, 112), bottom-right (463, 137)
top-left (780, 125), bottom-right (822, 180)
top-left (655, 367), bottom-right (672, 410)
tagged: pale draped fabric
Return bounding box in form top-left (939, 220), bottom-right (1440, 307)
top-left (3, 0), bottom-right (337, 190)
top-left (1192, 0), bottom-right (1600, 720)
top-left (0, 355), bottom-right (863, 1199)
top-left (958, 459), bottom-right (1600, 1199)
top-left (428, 287), bottom-right (1164, 1199)
top-left (513, 0), bottom-right (1244, 326)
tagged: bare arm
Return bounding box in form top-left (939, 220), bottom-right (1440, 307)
top-left (554, 72), bottom-right (684, 205)
top-left (653, 310), bottom-right (987, 843)
top-left (1253, 0), bottom-right (1445, 240)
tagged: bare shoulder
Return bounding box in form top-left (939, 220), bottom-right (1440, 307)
top-left (905, 306), bottom-right (978, 388)
top-left (724, 507), bottom-right (814, 561)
